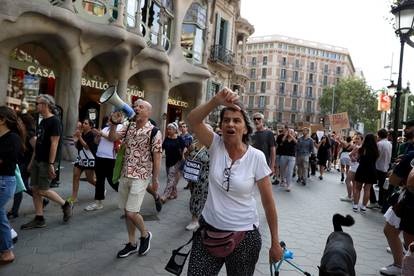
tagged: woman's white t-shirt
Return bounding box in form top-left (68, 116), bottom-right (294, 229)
top-left (202, 133), bottom-right (272, 231)
top-left (96, 125), bottom-right (123, 159)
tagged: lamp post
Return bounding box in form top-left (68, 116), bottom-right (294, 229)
top-left (390, 0), bottom-right (414, 158)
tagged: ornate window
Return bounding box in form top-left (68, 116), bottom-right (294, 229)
top-left (181, 1), bottom-right (207, 64)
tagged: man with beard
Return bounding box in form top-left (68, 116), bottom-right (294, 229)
top-left (398, 119), bottom-right (414, 155)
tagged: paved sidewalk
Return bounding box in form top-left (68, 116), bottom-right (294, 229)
top-left (4, 162), bottom-right (391, 275)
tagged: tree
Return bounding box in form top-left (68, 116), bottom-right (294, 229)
top-left (319, 77), bottom-right (380, 133)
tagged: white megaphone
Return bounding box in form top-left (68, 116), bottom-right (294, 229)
top-left (100, 86), bottom-right (135, 119)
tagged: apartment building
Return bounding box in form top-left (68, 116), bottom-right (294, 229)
top-left (242, 34), bottom-right (355, 129)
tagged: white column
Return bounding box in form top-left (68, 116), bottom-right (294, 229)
top-left (114, 0), bottom-right (126, 28)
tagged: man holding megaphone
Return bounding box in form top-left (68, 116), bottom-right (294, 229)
top-left (107, 98), bottom-right (162, 258)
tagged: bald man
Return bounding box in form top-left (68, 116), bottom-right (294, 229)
top-left (109, 99), bottom-right (162, 258)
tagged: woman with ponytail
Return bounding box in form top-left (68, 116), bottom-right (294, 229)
top-left (0, 106), bottom-right (25, 264)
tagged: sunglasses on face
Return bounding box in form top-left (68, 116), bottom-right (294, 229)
top-left (253, 118), bottom-right (262, 121)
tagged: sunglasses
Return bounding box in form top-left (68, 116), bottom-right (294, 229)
top-left (223, 167), bottom-right (231, 192)
top-left (253, 118), bottom-right (262, 121)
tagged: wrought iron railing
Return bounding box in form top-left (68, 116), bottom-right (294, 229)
top-left (210, 45), bottom-right (234, 66)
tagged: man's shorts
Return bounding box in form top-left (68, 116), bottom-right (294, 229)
top-left (118, 177), bottom-right (150, 212)
top-left (30, 160), bottom-right (51, 190)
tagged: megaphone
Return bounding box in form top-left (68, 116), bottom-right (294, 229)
top-left (100, 86), bottom-right (135, 119)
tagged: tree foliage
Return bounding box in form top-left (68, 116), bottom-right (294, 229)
top-left (319, 77), bottom-right (380, 133)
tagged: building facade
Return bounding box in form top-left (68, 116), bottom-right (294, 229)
top-left (242, 34), bottom-right (355, 129)
top-left (203, 0), bottom-right (254, 127)
top-left (0, 0), bottom-right (232, 159)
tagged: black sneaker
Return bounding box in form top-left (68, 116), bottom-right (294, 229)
top-left (155, 196), bottom-right (162, 212)
top-left (21, 218), bottom-right (46, 230)
top-left (340, 175), bottom-right (345, 182)
top-left (62, 201), bottom-right (73, 222)
top-left (138, 232), bottom-right (152, 255)
top-left (117, 243), bottom-right (138, 258)
top-left (272, 179), bottom-right (280, 185)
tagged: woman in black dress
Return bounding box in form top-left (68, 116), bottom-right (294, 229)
top-left (353, 133), bottom-right (379, 213)
top-left (316, 135), bottom-right (331, 180)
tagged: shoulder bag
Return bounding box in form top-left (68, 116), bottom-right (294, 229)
top-left (112, 123), bottom-right (131, 183)
top-left (15, 164), bottom-right (26, 194)
top-left (165, 235), bottom-right (193, 275)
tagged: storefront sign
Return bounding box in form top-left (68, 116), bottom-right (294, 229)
top-left (27, 65), bottom-right (56, 79)
top-left (168, 98), bottom-right (189, 108)
top-left (127, 88), bottom-right (145, 98)
top-left (81, 78), bottom-right (109, 90)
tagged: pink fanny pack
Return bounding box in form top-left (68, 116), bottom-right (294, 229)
top-left (201, 229), bottom-right (246, 258)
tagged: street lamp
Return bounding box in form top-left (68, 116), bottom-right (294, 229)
top-left (390, 0), bottom-right (414, 158)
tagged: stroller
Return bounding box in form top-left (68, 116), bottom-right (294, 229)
top-left (270, 241), bottom-right (312, 276)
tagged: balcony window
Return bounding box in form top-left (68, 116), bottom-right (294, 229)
top-left (250, 69), bottom-right (256, 79)
top-left (248, 96), bottom-right (254, 107)
top-left (181, 2), bottom-right (206, 64)
top-left (336, 66), bottom-right (342, 75)
top-left (323, 75), bottom-right (328, 86)
top-left (291, 114), bottom-right (296, 123)
top-left (277, 112), bottom-right (282, 122)
top-left (249, 82), bottom-right (256, 93)
top-left (140, 0), bottom-right (174, 46)
top-left (306, 101), bottom-right (312, 112)
top-left (282, 57), bottom-right (287, 66)
top-left (260, 81), bottom-right (266, 93)
top-left (279, 82), bottom-right (285, 94)
top-left (306, 86), bottom-right (313, 98)
top-left (279, 97), bottom-right (284, 110)
top-left (280, 69), bottom-right (286, 80)
top-left (262, 68), bottom-right (267, 79)
top-left (251, 57), bottom-right (256, 66)
top-left (263, 56), bottom-right (267, 65)
top-left (324, 64), bottom-right (329, 74)
top-left (295, 59), bottom-right (300, 68)
top-left (259, 96), bottom-right (265, 108)
top-left (293, 84), bottom-right (298, 96)
top-left (310, 62), bottom-right (315, 71)
top-left (308, 73), bottom-right (314, 84)
top-left (292, 99), bottom-right (297, 111)
top-left (293, 71), bottom-right (299, 82)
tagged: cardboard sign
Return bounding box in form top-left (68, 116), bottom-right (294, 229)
top-left (328, 112), bottom-right (350, 132)
top-left (183, 160), bottom-right (202, 182)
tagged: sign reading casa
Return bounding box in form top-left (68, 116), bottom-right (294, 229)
top-left (27, 65), bottom-right (55, 79)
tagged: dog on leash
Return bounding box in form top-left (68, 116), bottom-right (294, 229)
top-left (319, 214), bottom-right (356, 276)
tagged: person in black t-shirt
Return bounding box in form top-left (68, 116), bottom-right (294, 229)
top-left (69, 118), bottom-right (97, 203)
top-left (0, 106), bottom-right (25, 264)
top-left (251, 113), bottom-right (276, 173)
top-left (161, 123), bottom-right (185, 203)
top-left (21, 94), bottom-right (73, 230)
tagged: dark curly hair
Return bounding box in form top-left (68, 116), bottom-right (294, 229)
top-left (0, 106), bottom-right (26, 151)
top-left (218, 101), bottom-right (253, 144)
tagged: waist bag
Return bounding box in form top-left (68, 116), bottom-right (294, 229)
top-left (201, 229), bottom-right (245, 258)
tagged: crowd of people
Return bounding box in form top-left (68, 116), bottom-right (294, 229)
top-left (0, 88), bottom-right (413, 275)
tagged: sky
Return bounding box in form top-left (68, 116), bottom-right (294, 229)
top-left (240, 0), bottom-right (414, 92)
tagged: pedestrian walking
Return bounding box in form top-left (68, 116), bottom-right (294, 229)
top-left (185, 135), bottom-right (210, 231)
top-left (353, 133), bottom-right (379, 213)
top-left (251, 112), bottom-right (276, 175)
top-left (21, 94), bottom-right (73, 230)
top-left (277, 126), bottom-right (297, 191)
top-left (341, 133), bottom-right (363, 203)
top-left (160, 122), bottom-right (185, 203)
top-left (108, 99), bottom-right (161, 258)
top-left (85, 116), bottom-right (123, 211)
top-left (0, 106), bottom-right (25, 264)
top-left (187, 88), bottom-right (283, 275)
top-left (69, 118), bottom-right (97, 203)
top-left (337, 136), bottom-right (353, 183)
top-left (368, 129), bottom-right (392, 209)
top-left (316, 135), bottom-right (331, 180)
top-left (295, 128), bottom-right (313, 185)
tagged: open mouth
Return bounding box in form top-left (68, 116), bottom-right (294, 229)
top-left (226, 129), bottom-right (236, 135)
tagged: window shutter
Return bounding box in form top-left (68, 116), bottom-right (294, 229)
top-left (214, 13), bottom-right (221, 45)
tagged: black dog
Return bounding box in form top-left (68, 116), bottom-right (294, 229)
top-left (319, 214), bottom-right (356, 276)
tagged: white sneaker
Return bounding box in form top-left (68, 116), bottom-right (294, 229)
top-left (380, 264), bottom-right (402, 275)
top-left (84, 203), bottom-right (103, 211)
top-left (340, 196), bottom-right (353, 202)
top-left (185, 221), bottom-right (200, 231)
